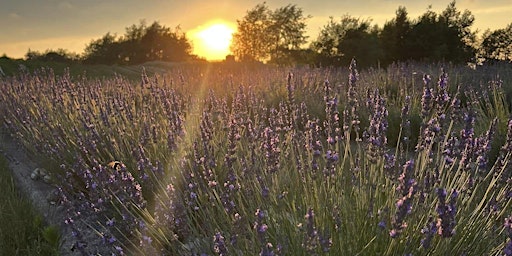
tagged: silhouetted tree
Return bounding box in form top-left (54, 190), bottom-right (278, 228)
top-left (231, 3), bottom-right (271, 62)
top-left (311, 16), bottom-right (382, 67)
top-left (311, 16), bottom-right (361, 66)
top-left (83, 21), bottom-right (192, 65)
top-left (407, 1), bottom-right (476, 63)
top-left (83, 33), bottom-right (121, 64)
top-left (338, 23), bottom-right (382, 67)
top-left (380, 6), bottom-right (411, 64)
top-left (439, 1), bottom-right (476, 61)
top-left (480, 23), bottom-right (512, 62)
top-left (231, 3), bottom-right (309, 64)
top-left (25, 48), bottom-right (79, 63)
top-left (268, 4), bottom-right (310, 65)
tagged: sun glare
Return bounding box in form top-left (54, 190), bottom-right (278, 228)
top-left (190, 22), bottom-right (235, 61)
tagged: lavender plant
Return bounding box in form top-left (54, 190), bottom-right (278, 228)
top-left (1, 61), bottom-right (512, 255)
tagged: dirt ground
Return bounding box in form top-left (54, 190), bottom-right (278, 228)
top-left (0, 132), bottom-right (99, 255)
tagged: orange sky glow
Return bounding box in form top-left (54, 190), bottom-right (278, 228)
top-left (1, 0), bottom-right (511, 61)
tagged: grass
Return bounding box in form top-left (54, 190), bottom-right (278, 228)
top-left (0, 57), bottom-right (222, 81)
top-left (0, 155), bottom-right (60, 256)
top-left (1, 60), bottom-right (512, 255)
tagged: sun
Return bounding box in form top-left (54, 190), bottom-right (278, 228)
top-left (190, 22), bottom-right (235, 61)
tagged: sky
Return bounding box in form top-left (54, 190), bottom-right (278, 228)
top-left (1, 0), bottom-right (511, 60)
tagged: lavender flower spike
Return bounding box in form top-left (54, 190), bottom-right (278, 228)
top-left (503, 215), bottom-right (512, 255)
top-left (436, 188), bottom-right (457, 237)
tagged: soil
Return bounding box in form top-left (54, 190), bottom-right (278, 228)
top-left (0, 132), bottom-right (98, 255)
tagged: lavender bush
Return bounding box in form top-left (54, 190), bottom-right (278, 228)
top-left (1, 61), bottom-right (512, 255)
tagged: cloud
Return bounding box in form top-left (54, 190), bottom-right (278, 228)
top-left (58, 1), bottom-right (73, 10)
top-left (8, 13), bottom-right (21, 19)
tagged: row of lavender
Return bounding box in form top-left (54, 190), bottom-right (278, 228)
top-left (1, 61), bottom-right (512, 255)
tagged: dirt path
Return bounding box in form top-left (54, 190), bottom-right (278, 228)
top-left (0, 131), bottom-right (74, 255)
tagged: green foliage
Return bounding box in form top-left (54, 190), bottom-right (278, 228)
top-left (25, 48), bottom-right (80, 63)
top-left (312, 1), bottom-right (478, 67)
top-left (380, 6), bottom-right (412, 64)
top-left (231, 2), bottom-right (310, 64)
top-left (83, 20), bottom-right (193, 65)
top-left (480, 23), bottom-right (512, 62)
top-left (42, 226), bottom-right (62, 249)
top-left (312, 16), bottom-right (383, 67)
top-left (406, 2), bottom-right (476, 63)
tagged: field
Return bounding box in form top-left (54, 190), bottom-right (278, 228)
top-left (1, 60), bottom-right (512, 255)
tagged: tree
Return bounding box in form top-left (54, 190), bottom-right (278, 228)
top-left (118, 21), bottom-right (191, 63)
top-left (311, 16), bottom-right (382, 67)
top-left (267, 4), bottom-right (310, 64)
top-left (230, 3), bottom-right (309, 64)
top-left (438, 1), bottom-right (476, 61)
top-left (407, 7), bottom-right (440, 60)
top-left (83, 21), bottom-right (192, 65)
top-left (25, 48), bottom-right (79, 63)
top-left (380, 6), bottom-right (411, 64)
top-left (231, 3), bottom-right (272, 62)
top-left (407, 1), bottom-right (476, 63)
top-left (311, 16), bottom-right (361, 66)
top-left (83, 32), bottom-right (121, 64)
top-left (480, 24), bottom-right (512, 62)
top-left (339, 24), bottom-right (382, 67)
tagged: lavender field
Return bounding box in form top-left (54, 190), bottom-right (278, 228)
top-left (2, 60), bottom-right (512, 255)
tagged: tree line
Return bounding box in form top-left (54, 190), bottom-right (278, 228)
top-left (232, 1), bottom-right (512, 67)
top-left (24, 21), bottom-right (193, 65)
top-left (18, 1), bottom-right (512, 67)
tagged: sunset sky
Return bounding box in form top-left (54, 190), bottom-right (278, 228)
top-left (1, 0), bottom-right (511, 60)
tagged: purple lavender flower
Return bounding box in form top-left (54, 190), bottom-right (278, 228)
top-left (400, 96), bottom-right (412, 149)
top-left (286, 72), bottom-right (298, 128)
top-left (474, 118), bottom-right (497, 171)
top-left (391, 160), bottom-right (417, 238)
top-left (214, 232), bottom-right (228, 255)
top-left (497, 119), bottom-right (512, 183)
top-left (502, 119), bottom-right (512, 155)
top-left (504, 215), bottom-right (512, 255)
top-left (364, 89), bottom-right (388, 163)
top-left (303, 208), bottom-right (319, 253)
top-left (230, 212), bottom-right (244, 246)
top-left (225, 117), bottom-right (239, 170)
top-left (324, 149), bottom-right (339, 177)
top-left (443, 133), bottom-right (459, 165)
top-left (436, 188), bottom-right (457, 237)
top-left (420, 217), bottom-right (437, 249)
top-left (260, 243), bottom-right (275, 256)
top-left (254, 208), bottom-right (276, 255)
top-left (324, 79), bottom-right (341, 147)
top-left (200, 110), bottom-right (216, 166)
top-left (435, 70), bottom-right (450, 114)
top-left (262, 126), bottom-right (281, 174)
top-left (383, 153), bottom-right (396, 177)
top-left (287, 72), bottom-right (295, 106)
top-left (421, 75), bottom-right (433, 120)
top-left (222, 116), bottom-right (241, 212)
top-left (301, 208), bottom-right (332, 254)
top-left (378, 220), bottom-right (386, 229)
top-left (417, 117), bottom-right (441, 152)
top-left (345, 59), bottom-right (361, 140)
top-left (306, 119), bottom-right (323, 177)
top-left (254, 209), bottom-right (267, 237)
